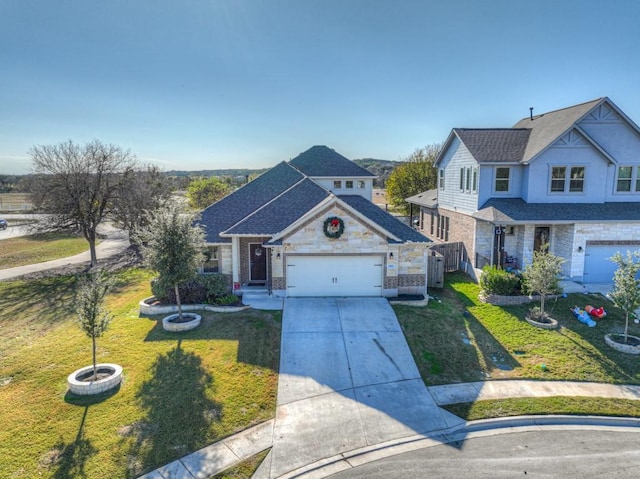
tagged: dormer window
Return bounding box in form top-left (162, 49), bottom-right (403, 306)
top-left (357, 180), bottom-right (365, 189)
top-left (494, 167), bottom-right (510, 192)
top-left (345, 180), bottom-right (353, 189)
top-left (333, 180), bottom-right (342, 189)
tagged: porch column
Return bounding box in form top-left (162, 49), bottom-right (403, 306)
top-left (231, 236), bottom-right (240, 285)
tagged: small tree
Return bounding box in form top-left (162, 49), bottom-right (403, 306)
top-left (141, 205), bottom-right (205, 320)
top-left (521, 244), bottom-right (564, 316)
top-left (186, 176), bottom-right (231, 210)
top-left (609, 251), bottom-right (640, 343)
top-left (74, 271), bottom-right (114, 379)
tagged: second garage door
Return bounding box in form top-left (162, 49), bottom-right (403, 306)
top-left (286, 255), bottom-right (384, 297)
top-left (583, 244), bottom-right (640, 282)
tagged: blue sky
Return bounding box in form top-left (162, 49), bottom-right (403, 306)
top-left (1, 0), bottom-right (639, 174)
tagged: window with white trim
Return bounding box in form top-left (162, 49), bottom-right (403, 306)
top-left (550, 166), bottom-right (585, 193)
top-left (439, 169), bottom-right (445, 190)
top-left (494, 167), bottom-right (510, 192)
top-left (615, 166), bottom-right (640, 193)
top-left (202, 246), bottom-right (219, 273)
top-left (472, 168), bottom-right (478, 192)
top-left (333, 180), bottom-right (342, 189)
top-left (345, 180), bottom-right (353, 189)
top-left (459, 167), bottom-right (464, 190)
top-left (357, 180), bottom-right (365, 189)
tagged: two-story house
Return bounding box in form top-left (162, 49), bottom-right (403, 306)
top-left (407, 97), bottom-right (640, 282)
top-left (197, 145), bottom-right (431, 297)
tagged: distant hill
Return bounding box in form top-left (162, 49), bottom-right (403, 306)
top-left (353, 158), bottom-right (401, 187)
top-left (164, 158), bottom-right (401, 188)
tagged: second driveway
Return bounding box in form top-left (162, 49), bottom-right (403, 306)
top-left (270, 297), bottom-right (463, 478)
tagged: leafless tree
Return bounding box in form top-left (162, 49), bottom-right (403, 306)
top-left (27, 139), bottom-right (136, 267)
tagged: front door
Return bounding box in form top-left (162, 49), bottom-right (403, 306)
top-left (534, 227), bottom-right (550, 252)
top-left (249, 243), bottom-right (267, 283)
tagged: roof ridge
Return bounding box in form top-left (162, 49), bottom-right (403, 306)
top-left (524, 97), bottom-right (605, 121)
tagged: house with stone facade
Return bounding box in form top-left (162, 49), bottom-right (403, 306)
top-left (407, 97), bottom-right (640, 283)
top-left (196, 145), bottom-right (431, 297)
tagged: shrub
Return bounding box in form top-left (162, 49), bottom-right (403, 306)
top-left (479, 265), bottom-right (521, 296)
top-left (151, 274), bottom-right (230, 304)
top-left (214, 294), bottom-right (240, 306)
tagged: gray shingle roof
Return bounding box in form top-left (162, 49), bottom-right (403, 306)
top-left (453, 128), bottom-right (531, 163)
top-left (474, 198), bottom-right (640, 223)
top-left (338, 195), bottom-right (431, 243)
top-left (512, 97), bottom-right (605, 163)
top-left (289, 145), bottom-right (376, 177)
top-left (196, 161), bottom-right (304, 243)
top-left (405, 189), bottom-right (438, 208)
top-left (225, 179), bottom-right (330, 235)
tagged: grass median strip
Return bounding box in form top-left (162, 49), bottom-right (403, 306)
top-left (0, 231), bottom-right (90, 269)
top-left (443, 397), bottom-right (640, 421)
top-left (0, 268), bottom-right (281, 479)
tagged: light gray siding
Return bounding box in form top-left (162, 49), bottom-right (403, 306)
top-left (438, 138), bottom-right (480, 213)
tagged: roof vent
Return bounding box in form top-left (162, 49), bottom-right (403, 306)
top-left (529, 107), bottom-right (534, 121)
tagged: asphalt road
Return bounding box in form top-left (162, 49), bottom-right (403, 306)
top-left (329, 429), bottom-right (640, 478)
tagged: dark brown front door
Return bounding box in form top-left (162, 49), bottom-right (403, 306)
top-left (249, 243), bottom-right (267, 283)
top-left (534, 227), bottom-right (550, 252)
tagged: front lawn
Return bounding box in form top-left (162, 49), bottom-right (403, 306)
top-left (0, 232), bottom-right (91, 269)
top-left (0, 269), bottom-right (280, 479)
top-left (396, 272), bottom-right (640, 386)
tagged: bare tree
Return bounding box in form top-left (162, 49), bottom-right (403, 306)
top-left (27, 139), bottom-right (136, 267)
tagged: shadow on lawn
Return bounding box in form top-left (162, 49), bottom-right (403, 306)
top-left (142, 310), bottom-right (281, 370)
top-left (125, 340), bottom-right (223, 478)
top-left (50, 406), bottom-right (97, 479)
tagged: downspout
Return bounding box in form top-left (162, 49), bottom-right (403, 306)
top-left (232, 236), bottom-right (240, 292)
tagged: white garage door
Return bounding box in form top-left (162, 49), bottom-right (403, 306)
top-left (286, 255), bottom-right (384, 297)
top-left (583, 244), bottom-right (638, 282)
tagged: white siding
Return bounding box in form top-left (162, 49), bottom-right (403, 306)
top-left (438, 139), bottom-right (480, 213)
top-left (313, 177), bottom-right (373, 201)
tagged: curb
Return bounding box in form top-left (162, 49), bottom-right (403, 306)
top-left (275, 415), bottom-right (640, 479)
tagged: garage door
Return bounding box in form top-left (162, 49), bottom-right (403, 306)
top-left (286, 255), bottom-right (384, 297)
top-left (583, 244), bottom-right (637, 282)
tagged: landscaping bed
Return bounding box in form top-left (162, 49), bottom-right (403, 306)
top-left (0, 268), bottom-right (281, 479)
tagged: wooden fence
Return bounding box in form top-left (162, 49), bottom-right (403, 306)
top-left (427, 242), bottom-right (465, 289)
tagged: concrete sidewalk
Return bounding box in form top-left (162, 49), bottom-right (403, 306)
top-left (137, 379), bottom-right (640, 479)
top-left (0, 224), bottom-right (130, 281)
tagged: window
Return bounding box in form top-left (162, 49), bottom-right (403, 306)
top-left (345, 180), bottom-right (353, 189)
top-left (333, 180), bottom-right (342, 189)
top-left (569, 167), bottom-right (585, 192)
top-left (550, 167), bottom-right (566, 192)
top-left (459, 167), bottom-right (465, 190)
top-left (472, 168), bottom-right (478, 192)
top-left (617, 166), bottom-right (633, 192)
top-left (202, 246), bottom-right (219, 273)
top-left (550, 166), bottom-right (585, 193)
top-left (465, 167), bottom-right (471, 191)
top-left (439, 169), bottom-right (445, 190)
top-left (495, 167), bottom-right (510, 192)
top-left (357, 180), bottom-right (365, 189)
top-left (436, 214), bottom-right (449, 241)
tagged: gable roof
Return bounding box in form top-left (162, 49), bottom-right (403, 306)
top-left (289, 145), bottom-right (376, 178)
top-left (224, 179), bottom-right (330, 235)
top-left (474, 198), bottom-right (640, 224)
top-left (338, 195), bottom-right (431, 243)
top-left (197, 161), bottom-right (304, 243)
top-left (453, 128), bottom-right (531, 164)
top-left (512, 97), bottom-right (605, 163)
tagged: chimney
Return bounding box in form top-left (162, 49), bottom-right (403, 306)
top-left (529, 107), bottom-right (534, 121)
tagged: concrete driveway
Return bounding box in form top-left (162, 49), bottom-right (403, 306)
top-left (268, 297), bottom-right (463, 478)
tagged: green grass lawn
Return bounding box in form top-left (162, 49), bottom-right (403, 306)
top-left (0, 269), bottom-right (280, 479)
top-left (396, 272), bottom-right (640, 386)
top-left (0, 232), bottom-right (91, 269)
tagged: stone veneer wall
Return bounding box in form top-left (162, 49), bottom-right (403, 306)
top-left (270, 204), bottom-right (428, 296)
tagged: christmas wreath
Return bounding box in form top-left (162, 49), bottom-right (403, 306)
top-left (323, 216), bottom-right (345, 239)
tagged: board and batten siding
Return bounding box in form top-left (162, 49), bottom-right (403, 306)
top-left (438, 138), bottom-right (480, 214)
